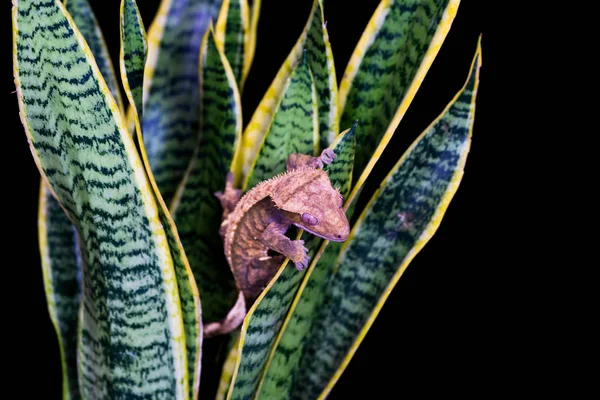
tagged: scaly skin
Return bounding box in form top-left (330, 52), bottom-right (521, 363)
top-left (216, 149), bottom-right (350, 303)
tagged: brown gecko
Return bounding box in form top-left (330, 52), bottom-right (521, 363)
top-left (216, 148), bottom-right (350, 302)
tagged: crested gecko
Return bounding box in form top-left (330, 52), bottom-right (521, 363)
top-left (216, 149), bottom-right (350, 303)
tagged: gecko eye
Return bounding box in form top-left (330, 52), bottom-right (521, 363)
top-left (301, 213), bottom-right (319, 226)
top-left (339, 194), bottom-right (344, 207)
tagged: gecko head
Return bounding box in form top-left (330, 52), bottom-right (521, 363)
top-left (272, 169), bottom-right (350, 242)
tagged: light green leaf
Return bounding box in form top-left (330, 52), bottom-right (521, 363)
top-left (38, 183), bottom-right (82, 400)
top-left (143, 0), bottom-right (223, 204)
top-left (215, 0), bottom-right (250, 89)
top-left (245, 0), bottom-right (261, 82)
top-left (225, 126), bottom-right (357, 400)
top-left (120, 0), bottom-right (203, 397)
top-left (339, 0), bottom-right (459, 182)
top-left (253, 124), bottom-right (356, 399)
top-left (65, 0), bottom-right (124, 113)
top-left (257, 9), bottom-right (464, 388)
top-left (305, 0), bottom-right (339, 151)
top-left (13, 0), bottom-right (190, 397)
top-left (215, 331), bottom-right (241, 400)
top-left (243, 54), bottom-right (318, 190)
top-left (235, 0), bottom-right (337, 185)
top-left (120, 0), bottom-right (147, 123)
top-left (296, 40), bottom-right (481, 399)
top-left (170, 27), bottom-right (242, 325)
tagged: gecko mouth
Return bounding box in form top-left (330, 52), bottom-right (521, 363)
top-left (296, 224), bottom-right (348, 242)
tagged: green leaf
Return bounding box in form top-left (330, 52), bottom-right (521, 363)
top-left (243, 54), bottom-right (318, 190)
top-left (143, 0), bottom-right (223, 204)
top-left (246, 0), bottom-right (261, 81)
top-left (216, 331), bottom-right (241, 400)
top-left (250, 125), bottom-right (357, 399)
top-left (38, 183), bottom-right (82, 400)
top-left (339, 0), bottom-right (459, 182)
top-left (65, 0), bottom-right (124, 113)
top-left (305, 0), bottom-right (339, 151)
top-left (215, 0), bottom-right (250, 90)
top-left (225, 126), bottom-right (357, 400)
top-left (120, 1), bottom-right (203, 397)
top-left (296, 40), bottom-right (481, 399)
top-left (235, 0), bottom-right (337, 185)
top-left (13, 0), bottom-right (190, 397)
top-left (120, 0), bottom-right (147, 123)
top-left (170, 27), bottom-right (242, 324)
top-left (253, 10), bottom-right (464, 390)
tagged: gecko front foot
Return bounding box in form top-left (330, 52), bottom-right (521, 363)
top-left (289, 239), bottom-right (310, 270)
top-left (318, 148), bottom-right (336, 166)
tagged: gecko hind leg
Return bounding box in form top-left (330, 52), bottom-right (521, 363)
top-left (286, 148), bottom-right (336, 171)
top-left (214, 171), bottom-right (242, 218)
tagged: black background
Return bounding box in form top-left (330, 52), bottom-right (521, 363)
top-left (4, 0), bottom-right (496, 397)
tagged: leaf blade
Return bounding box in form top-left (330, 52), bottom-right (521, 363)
top-left (142, 0), bottom-right (223, 204)
top-left (169, 27), bottom-right (242, 325)
top-left (225, 126), bottom-right (357, 400)
top-left (38, 182), bottom-right (82, 400)
top-left (13, 0), bottom-right (189, 396)
top-left (215, 0), bottom-right (250, 89)
top-left (339, 0), bottom-right (460, 182)
top-left (235, 0), bottom-right (336, 185)
top-left (65, 0), bottom-right (124, 113)
top-left (120, 0), bottom-right (147, 122)
top-left (243, 54), bottom-right (319, 190)
top-left (119, 0), bottom-right (203, 397)
top-left (301, 40), bottom-right (481, 399)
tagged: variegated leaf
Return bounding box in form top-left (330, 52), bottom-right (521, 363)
top-left (170, 27), bottom-right (242, 324)
top-left (14, 0), bottom-right (190, 396)
top-left (215, 331), bottom-right (241, 400)
top-left (38, 183), bottom-right (82, 400)
top-left (339, 0), bottom-right (459, 183)
top-left (225, 125), bottom-right (357, 400)
top-left (296, 40), bottom-right (481, 399)
top-left (236, 0), bottom-right (337, 185)
top-left (120, 1), bottom-right (203, 397)
top-left (120, 0), bottom-right (147, 123)
top-left (65, 0), bottom-right (124, 112)
top-left (243, 54), bottom-right (318, 190)
top-left (215, 0), bottom-right (250, 89)
top-left (143, 0), bottom-right (223, 204)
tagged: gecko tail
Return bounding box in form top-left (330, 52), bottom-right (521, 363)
top-left (203, 292), bottom-right (246, 338)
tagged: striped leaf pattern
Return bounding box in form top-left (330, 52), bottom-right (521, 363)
top-left (236, 0), bottom-right (334, 184)
top-left (120, 0), bottom-right (147, 122)
top-left (226, 125), bottom-right (357, 399)
top-left (226, 260), bottom-right (297, 400)
top-left (65, 0), bottom-right (124, 112)
top-left (298, 43), bottom-right (481, 399)
top-left (243, 54), bottom-right (318, 190)
top-left (216, 331), bottom-right (241, 400)
top-left (143, 0), bottom-right (223, 204)
top-left (215, 0), bottom-right (249, 89)
top-left (304, 0), bottom-right (339, 150)
top-left (38, 183), bottom-right (82, 400)
top-left (119, 1), bottom-right (203, 397)
top-left (170, 28), bottom-right (242, 323)
top-left (339, 0), bottom-right (452, 180)
top-left (255, 126), bottom-right (356, 399)
top-left (245, 0), bottom-right (261, 83)
top-left (13, 0), bottom-right (189, 397)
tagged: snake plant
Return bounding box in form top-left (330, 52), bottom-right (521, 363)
top-left (13, 0), bottom-right (480, 398)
